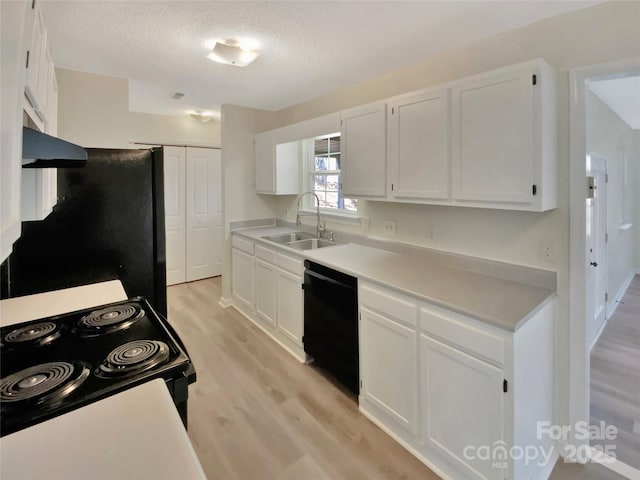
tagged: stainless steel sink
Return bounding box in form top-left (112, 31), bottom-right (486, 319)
top-left (262, 232), bottom-right (314, 244)
top-left (287, 238), bottom-right (336, 250)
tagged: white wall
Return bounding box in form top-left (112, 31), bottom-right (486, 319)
top-left (222, 0), bottom-right (640, 429)
top-left (57, 68), bottom-right (220, 148)
top-left (587, 90), bottom-right (639, 306)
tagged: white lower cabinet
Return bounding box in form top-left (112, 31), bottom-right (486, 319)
top-left (231, 246), bottom-right (254, 316)
top-left (359, 280), bottom-right (556, 480)
top-left (276, 269), bottom-right (303, 344)
top-left (231, 234), bottom-right (305, 361)
top-left (421, 334), bottom-right (504, 480)
top-left (360, 307), bottom-right (418, 435)
top-left (255, 259), bottom-right (277, 328)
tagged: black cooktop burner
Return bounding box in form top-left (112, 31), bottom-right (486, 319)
top-left (97, 340), bottom-right (169, 378)
top-left (74, 302), bottom-right (144, 336)
top-left (0, 361), bottom-right (89, 406)
top-left (2, 322), bottom-right (61, 348)
top-left (0, 297), bottom-right (196, 437)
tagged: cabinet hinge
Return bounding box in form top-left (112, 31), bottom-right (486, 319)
top-left (532, 74), bottom-right (537, 86)
top-left (532, 184), bottom-right (537, 196)
top-left (605, 174), bottom-right (609, 183)
top-left (605, 292), bottom-right (608, 302)
top-left (359, 312), bottom-right (361, 320)
top-left (26, 50), bottom-right (30, 69)
top-left (360, 380), bottom-right (363, 389)
top-left (503, 379), bottom-right (508, 393)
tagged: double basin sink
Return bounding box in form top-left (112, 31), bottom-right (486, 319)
top-left (261, 231), bottom-right (337, 250)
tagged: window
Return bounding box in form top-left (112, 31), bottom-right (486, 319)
top-left (308, 133), bottom-right (357, 213)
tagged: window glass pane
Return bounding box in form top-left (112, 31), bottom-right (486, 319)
top-left (314, 138), bottom-right (329, 155)
top-left (330, 137), bottom-right (340, 154)
top-left (314, 191), bottom-right (327, 207)
top-left (314, 156), bottom-right (328, 171)
top-left (314, 174), bottom-right (326, 190)
top-left (327, 155), bottom-right (340, 171)
top-left (326, 175), bottom-right (339, 192)
top-left (343, 198), bottom-right (358, 212)
top-left (325, 192), bottom-right (339, 209)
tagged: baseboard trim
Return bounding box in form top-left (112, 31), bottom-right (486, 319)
top-left (358, 406), bottom-right (453, 480)
top-left (218, 296), bottom-right (233, 308)
top-left (607, 272), bottom-right (635, 320)
top-left (228, 302), bottom-right (306, 363)
top-left (589, 317), bottom-right (608, 352)
top-left (588, 446), bottom-right (640, 479)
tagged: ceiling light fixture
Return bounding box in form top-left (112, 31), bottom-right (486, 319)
top-left (190, 111), bottom-right (214, 123)
top-left (207, 39), bottom-right (259, 67)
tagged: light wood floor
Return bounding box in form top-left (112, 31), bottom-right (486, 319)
top-left (167, 277), bottom-right (626, 480)
top-left (590, 275), bottom-right (640, 470)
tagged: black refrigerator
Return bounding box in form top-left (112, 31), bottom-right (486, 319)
top-left (1, 148), bottom-right (167, 317)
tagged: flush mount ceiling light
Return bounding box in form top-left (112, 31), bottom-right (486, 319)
top-left (206, 39), bottom-right (260, 67)
top-left (190, 111), bottom-right (214, 123)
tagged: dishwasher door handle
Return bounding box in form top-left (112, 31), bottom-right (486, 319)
top-left (305, 269), bottom-right (353, 289)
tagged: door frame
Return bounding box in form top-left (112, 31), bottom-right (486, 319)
top-left (586, 154), bottom-right (608, 349)
top-left (568, 56), bottom-right (640, 457)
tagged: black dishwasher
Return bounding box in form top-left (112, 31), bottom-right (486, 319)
top-left (303, 260), bottom-right (358, 395)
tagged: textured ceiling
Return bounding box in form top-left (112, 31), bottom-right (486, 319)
top-left (41, 1), bottom-right (601, 117)
top-left (589, 76), bottom-right (640, 130)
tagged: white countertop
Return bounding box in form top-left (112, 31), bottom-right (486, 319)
top-left (0, 280), bottom-right (128, 327)
top-left (234, 227), bottom-right (555, 331)
top-left (0, 379), bottom-right (206, 480)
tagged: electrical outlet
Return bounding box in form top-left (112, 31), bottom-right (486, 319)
top-left (383, 220), bottom-right (396, 237)
top-left (540, 239), bottom-right (556, 262)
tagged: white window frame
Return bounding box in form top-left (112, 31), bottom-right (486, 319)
top-left (304, 133), bottom-right (359, 217)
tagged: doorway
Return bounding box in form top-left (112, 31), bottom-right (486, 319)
top-left (164, 146), bottom-right (223, 285)
top-left (569, 57), bottom-right (640, 477)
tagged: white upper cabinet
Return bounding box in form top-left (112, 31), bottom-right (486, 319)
top-left (451, 59), bottom-right (557, 211)
top-left (24, 5), bottom-right (48, 119)
top-left (340, 102), bottom-right (387, 197)
top-left (389, 88), bottom-right (450, 201)
top-left (1, 0), bottom-right (29, 262)
top-left (255, 131), bottom-right (299, 195)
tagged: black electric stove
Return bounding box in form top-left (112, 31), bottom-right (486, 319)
top-left (0, 297), bottom-right (195, 437)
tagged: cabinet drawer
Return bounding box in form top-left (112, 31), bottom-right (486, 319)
top-left (360, 283), bottom-right (417, 327)
top-left (276, 252), bottom-right (303, 275)
top-left (420, 305), bottom-right (505, 367)
top-left (255, 244), bottom-right (277, 263)
top-left (231, 235), bottom-right (254, 254)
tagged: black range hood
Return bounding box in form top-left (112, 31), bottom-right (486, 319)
top-left (22, 127), bottom-right (88, 168)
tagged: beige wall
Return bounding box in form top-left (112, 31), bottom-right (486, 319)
top-left (220, 104), bottom-right (277, 300)
top-left (56, 68), bottom-right (220, 149)
top-left (223, 0), bottom-right (640, 429)
top-left (57, 69), bottom-right (129, 148)
top-left (587, 91), bottom-right (639, 305)
top-left (266, 1), bottom-right (640, 129)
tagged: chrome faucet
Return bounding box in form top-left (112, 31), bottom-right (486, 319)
top-left (296, 191), bottom-right (321, 238)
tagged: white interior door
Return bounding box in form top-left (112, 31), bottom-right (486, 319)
top-left (186, 147), bottom-right (222, 281)
top-left (587, 155), bottom-right (607, 345)
top-left (164, 146), bottom-right (186, 286)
